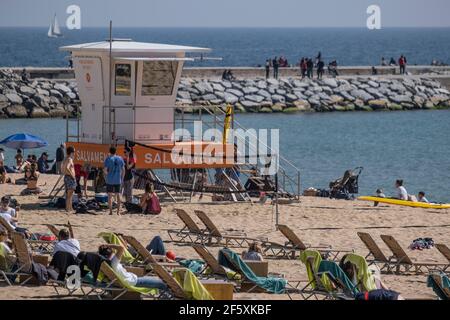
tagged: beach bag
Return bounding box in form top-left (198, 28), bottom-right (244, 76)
top-left (148, 194), bottom-right (161, 215)
top-left (56, 197), bottom-right (66, 208)
top-left (40, 234), bottom-right (57, 241)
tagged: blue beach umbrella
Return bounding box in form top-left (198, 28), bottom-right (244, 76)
top-left (0, 133), bottom-right (48, 150)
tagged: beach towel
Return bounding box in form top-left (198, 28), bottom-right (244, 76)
top-left (427, 272), bottom-right (450, 300)
top-left (179, 259), bottom-right (206, 274)
top-left (98, 232), bottom-right (135, 264)
top-left (343, 253), bottom-right (377, 292)
top-left (299, 250), bottom-right (332, 291)
top-left (219, 248), bottom-right (287, 294)
top-left (318, 260), bottom-right (359, 296)
top-left (173, 268), bottom-right (214, 300)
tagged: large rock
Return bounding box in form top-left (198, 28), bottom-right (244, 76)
top-left (177, 91), bottom-right (191, 100)
top-left (257, 90), bottom-right (271, 100)
top-left (0, 94), bottom-right (8, 108)
top-left (271, 94), bottom-right (285, 103)
top-left (368, 99), bottom-right (388, 110)
top-left (19, 86), bottom-right (35, 97)
top-left (285, 94), bottom-right (298, 103)
top-left (223, 92), bottom-right (239, 104)
top-left (257, 80), bottom-right (267, 89)
top-left (201, 94), bottom-right (218, 102)
top-left (30, 107), bottom-right (50, 118)
top-left (340, 91), bottom-right (355, 102)
top-left (240, 100), bottom-right (260, 109)
top-left (212, 83), bottom-right (225, 92)
top-left (54, 83), bottom-right (72, 94)
top-left (350, 89), bottom-right (374, 102)
top-left (6, 93), bottom-right (23, 104)
top-left (194, 81), bottom-right (214, 95)
top-left (293, 100), bottom-right (311, 111)
top-left (225, 89), bottom-right (244, 97)
top-left (242, 87), bottom-right (259, 95)
top-left (390, 95), bottom-right (412, 104)
top-left (266, 79), bottom-right (279, 87)
top-left (322, 78), bottom-right (338, 88)
top-left (49, 106), bottom-right (67, 117)
top-left (5, 104), bottom-right (27, 117)
top-left (245, 95), bottom-right (264, 103)
top-left (50, 90), bottom-right (63, 99)
top-left (271, 103), bottom-right (285, 112)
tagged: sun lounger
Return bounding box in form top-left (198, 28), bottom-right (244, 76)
top-left (357, 232), bottom-right (391, 271)
top-left (167, 209), bottom-right (208, 244)
top-left (427, 271), bottom-right (450, 300)
top-left (149, 262), bottom-right (188, 299)
top-left (5, 231), bottom-right (39, 285)
top-left (220, 247), bottom-right (301, 299)
top-left (192, 244), bottom-right (240, 282)
top-left (98, 232), bottom-right (136, 264)
top-left (263, 224), bottom-right (349, 260)
top-left (436, 244), bottom-right (450, 268)
top-left (299, 250), bottom-right (356, 300)
top-left (380, 235), bottom-right (449, 274)
top-left (194, 210), bottom-right (266, 248)
top-left (45, 221), bottom-right (75, 238)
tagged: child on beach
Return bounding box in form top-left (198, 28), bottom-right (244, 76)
top-left (241, 242), bottom-right (264, 261)
top-left (417, 191), bottom-right (429, 203)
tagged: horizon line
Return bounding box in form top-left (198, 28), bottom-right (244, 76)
top-left (1, 25), bottom-right (450, 29)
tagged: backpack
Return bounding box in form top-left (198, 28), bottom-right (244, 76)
top-left (148, 194), bottom-right (161, 215)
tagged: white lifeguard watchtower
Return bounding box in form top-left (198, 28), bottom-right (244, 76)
top-left (60, 39), bottom-right (235, 170)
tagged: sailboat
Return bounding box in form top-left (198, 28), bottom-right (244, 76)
top-left (48, 14), bottom-right (62, 38)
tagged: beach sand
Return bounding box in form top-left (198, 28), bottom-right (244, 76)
top-left (1, 173), bottom-right (449, 300)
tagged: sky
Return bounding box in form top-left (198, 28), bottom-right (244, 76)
top-left (0, 0), bottom-right (449, 28)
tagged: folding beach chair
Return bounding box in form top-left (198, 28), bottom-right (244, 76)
top-left (167, 209), bottom-right (208, 244)
top-left (194, 210), bottom-right (266, 248)
top-left (263, 224), bottom-right (348, 260)
top-left (357, 232), bottom-right (391, 271)
top-left (6, 231), bottom-right (37, 285)
top-left (427, 271), bottom-right (450, 300)
top-left (380, 235), bottom-right (449, 274)
top-left (0, 216), bottom-right (55, 254)
top-left (45, 221), bottom-right (75, 238)
top-left (192, 244), bottom-right (240, 282)
top-left (96, 262), bottom-right (159, 300)
top-left (98, 232), bottom-right (137, 265)
top-left (436, 244), bottom-right (450, 267)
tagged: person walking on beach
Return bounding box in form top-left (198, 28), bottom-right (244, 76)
top-left (104, 146), bottom-right (125, 215)
top-left (62, 146), bottom-right (76, 213)
top-left (317, 59), bottom-right (325, 79)
top-left (399, 55), bottom-right (407, 75)
top-left (55, 144), bottom-right (65, 175)
top-left (265, 59), bottom-right (271, 79)
top-left (272, 57), bottom-right (279, 79)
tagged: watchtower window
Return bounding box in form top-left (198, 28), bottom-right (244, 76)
top-left (141, 61), bottom-right (178, 96)
top-left (115, 64), bottom-right (132, 96)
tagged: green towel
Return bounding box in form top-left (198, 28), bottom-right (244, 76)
top-left (222, 248), bottom-right (286, 294)
top-left (98, 232), bottom-right (135, 264)
top-left (173, 269), bottom-right (214, 300)
top-left (318, 260), bottom-right (359, 296)
top-left (299, 250), bottom-right (332, 291)
top-left (344, 253), bottom-right (377, 291)
top-left (179, 259), bottom-right (206, 274)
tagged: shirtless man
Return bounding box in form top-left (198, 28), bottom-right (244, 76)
top-left (62, 146), bottom-right (76, 213)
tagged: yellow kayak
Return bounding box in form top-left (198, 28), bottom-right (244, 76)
top-left (358, 196), bottom-right (450, 209)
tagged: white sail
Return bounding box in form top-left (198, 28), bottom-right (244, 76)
top-left (48, 14), bottom-right (62, 38)
top-left (53, 15), bottom-right (61, 36)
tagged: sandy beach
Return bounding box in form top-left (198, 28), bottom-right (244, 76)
top-left (0, 173), bottom-right (449, 300)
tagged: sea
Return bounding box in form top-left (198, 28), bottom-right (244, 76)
top-left (0, 27), bottom-right (449, 202)
top-left (0, 27), bottom-right (449, 67)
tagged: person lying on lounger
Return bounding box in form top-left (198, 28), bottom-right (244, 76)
top-left (52, 228), bottom-right (80, 258)
top-left (0, 196), bottom-right (29, 237)
top-left (98, 244), bottom-right (168, 290)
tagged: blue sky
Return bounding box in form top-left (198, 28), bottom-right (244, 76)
top-left (0, 0), bottom-right (449, 27)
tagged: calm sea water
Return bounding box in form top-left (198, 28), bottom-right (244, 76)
top-left (1, 110), bottom-right (449, 202)
top-left (0, 27), bottom-right (449, 67)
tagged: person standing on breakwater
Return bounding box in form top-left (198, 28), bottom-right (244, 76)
top-left (272, 57), bottom-right (279, 79)
top-left (306, 58), bottom-right (314, 79)
top-left (317, 59), bottom-right (325, 79)
top-left (55, 144), bottom-right (65, 175)
top-left (399, 55), bottom-right (407, 75)
top-left (381, 57), bottom-right (387, 66)
top-left (62, 146), bottom-right (76, 213)
top-left (300, 58), bottom-right (307, 79)
top-left (104, 146), bottom-right (125, 215)
top-left (265, 59), bottom-right (271, 79)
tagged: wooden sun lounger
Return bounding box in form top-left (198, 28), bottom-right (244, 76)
top-left (45, 221), bottom-right (75, 238)
top-left (428, 271), bottom-right (450, 299)
top-left (8, 232), bottom-right (40, 285)
top-left (436, 244), bottom-right (450, 267)
top-left (357, 232), bottom-right (391, 271)
top-left (262, 224), bottom-right (349, 260)
top-left (0, 216), bottom-right (56, 254)
top-left (150, 262), bottom-right (188, 299)
top-left (192, 244), bottom-right (239, 282)
top-left (380, 235), bottom-right (449, 274)
top-left (120, 235), bottom-right (178, 269)
top-left (194, 210), bottom-right (266, 248)
top-left (167, 209), bottom-right (208, 244)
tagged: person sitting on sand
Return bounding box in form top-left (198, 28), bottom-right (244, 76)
top-left (14, 149), bottom-right (24, 170)
top-left (52, 228), bottom-right (80, 258)
top-left (140, 183), bottom-right (161, 215)
top-left (21, 163), bottom-right (41, 195)
top-left (98, 244), bottom-right (168, 290)
top-left (241, 242), bottom-right (264, 261)
top-left (395, 179), bottom-right (409, 201)
top-left (37, 152), bottom-right (51, 174)
top-left (417, 191), bottom-right (429, 203)
top-left (0, 163), bottom-right (8, 184)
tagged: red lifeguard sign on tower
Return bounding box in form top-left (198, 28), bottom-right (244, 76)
top-left (60, 39), bottom-right (234, 169)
